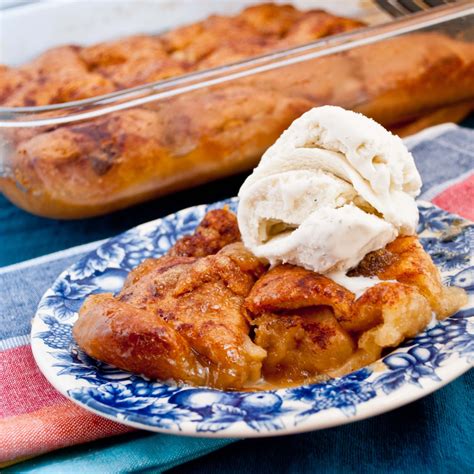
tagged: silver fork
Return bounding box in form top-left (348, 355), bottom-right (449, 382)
top-left (374, 0), bottom-right (459, 18)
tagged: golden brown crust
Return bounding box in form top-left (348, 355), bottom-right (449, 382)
top-left (249, 279), bottom-right (433, 384)
top-left (73, 293), bottom-right (206, 384)
top-left (169, 208), bottom-right (241, 258)
top-left (1, 5), bottom-right (473, 218)
top-left (330, 282), bottom-right (432, 378)
top-left (350, 235), bottom-right (468, 319)
top-left (74, 210), bottom-right (265, 389)
top-left (1, 85), bottom-right (311, 218)
top-left (351, 34), bottom-right (474, 125)
top-left (2, 46), bottom-right (115, 107)
top-left (79, 36), bottom-right (186, 89)
top-left (246, 264), bottom-right (355, 324)
top-left (74, 241), bottom-right (266, 389)
top-left (1, 5), bottom-right (362, 105)
top-left (246, 234), bottom-right (466, 383)
top-left (247, 236), bottom-right (466, 325)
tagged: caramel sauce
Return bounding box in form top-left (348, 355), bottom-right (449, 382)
top-left (240, 373), bottom-right (330, 392)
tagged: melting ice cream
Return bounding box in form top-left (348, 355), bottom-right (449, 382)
top-left (238, 105), bottom-right (422, 289)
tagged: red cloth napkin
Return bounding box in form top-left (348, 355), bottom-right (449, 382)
top-left (0, 344), bottom-right (132, 465)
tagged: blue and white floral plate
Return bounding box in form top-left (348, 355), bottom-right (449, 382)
top-left (31, 198), bottom-right (473, 437)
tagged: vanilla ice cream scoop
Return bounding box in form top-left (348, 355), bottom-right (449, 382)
top-left (238, 106), bottom-right (422, 275)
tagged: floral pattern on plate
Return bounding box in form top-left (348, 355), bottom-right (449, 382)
top-left (31, 199), bottom-right (473, 437)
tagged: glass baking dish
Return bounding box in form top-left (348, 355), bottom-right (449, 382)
top-left (0, 1), bottom-right (473, 219)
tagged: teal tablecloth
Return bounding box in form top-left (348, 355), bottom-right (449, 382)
top-left (6, 372), bottom-right (473, 473)
top-left (0, 172), bottom-right (249, 267)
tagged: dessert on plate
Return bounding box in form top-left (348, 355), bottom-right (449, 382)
top-left (73, 106), bottom-right (467, 390)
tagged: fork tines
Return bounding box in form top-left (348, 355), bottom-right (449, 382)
top-left (375, 0), bottom-right (457, 18)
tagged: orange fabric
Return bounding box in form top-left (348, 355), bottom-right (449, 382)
top-left (0, 400), bottom-right (132, 463)
top-left (0, 345), bottom-right (65, 418)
